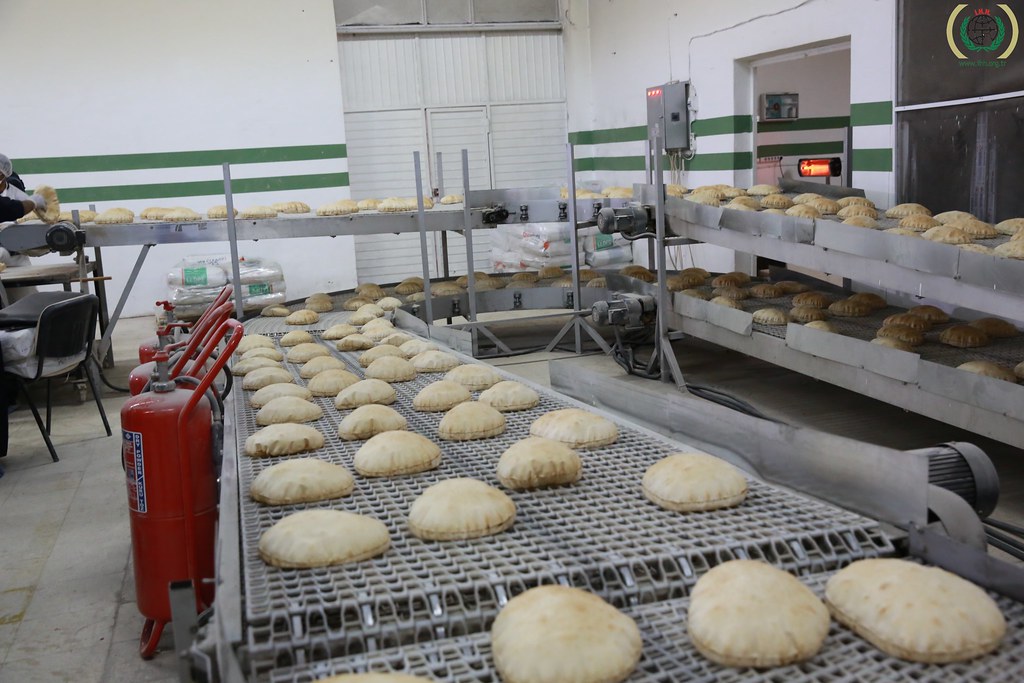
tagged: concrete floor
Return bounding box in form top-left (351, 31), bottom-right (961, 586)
top-left (0, 315), bottom-right (1020, 682)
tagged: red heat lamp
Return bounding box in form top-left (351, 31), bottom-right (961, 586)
top-left (798, 157), bottom-right (842, 178)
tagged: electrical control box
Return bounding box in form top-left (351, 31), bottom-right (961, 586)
top-left (646, 81), bottom-right (690, 152)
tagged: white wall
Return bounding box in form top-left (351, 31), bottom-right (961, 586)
top-left (1, 0), bottom-right (353, 318)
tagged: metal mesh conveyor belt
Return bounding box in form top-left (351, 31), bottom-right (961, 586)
top-left (233, 313), bottom-right (893, 678)
top-left (266, 571), bottom-right (1024, 683)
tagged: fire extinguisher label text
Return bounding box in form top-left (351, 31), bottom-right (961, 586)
top-left (123, 430), bottom-right (147, 513)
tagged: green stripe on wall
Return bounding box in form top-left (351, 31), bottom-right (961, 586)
top-left (757, 116), bottom-right (850, 133)
top-left (757, 141), bottom-right (844, 158)
top-left (13, 144), bottom-right (347, 175)
top-left (684, 152), bottom-right (753, 171)
top-left (568, 126), bottom-right (647, 146)
top-left (54, 172), bottom-right (350, 204)
top-left (850, 101), bottom-right (892, 126)
top-left (691, 115), bottom-right (752, 137)
top-left (574, 156), bottom-right (647, 172)
top-left (851, 148), bottom-right (892, 172)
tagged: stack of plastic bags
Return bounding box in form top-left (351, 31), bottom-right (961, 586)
top-left (166, 255), bottom-right (286, 318)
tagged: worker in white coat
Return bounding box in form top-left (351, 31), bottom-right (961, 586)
top-left (0, 153), bottom-right (49, 269)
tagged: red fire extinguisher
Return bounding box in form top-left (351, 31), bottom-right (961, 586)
top-left (121, 318), bottom-right (242, 658)
top-left (129, 300), bottom-right (235, 396)
top-left (138, 286), bottom-right (233, 364)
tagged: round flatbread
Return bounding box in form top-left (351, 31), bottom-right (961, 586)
top-left (337, 404), bottom-right (407, 440)
top-left (255, 396), bottom-right (323, 426)
top-left (400, 339), bottom-right (437, 358)
top-left (285, 309), bottom-right (320, 325)
top-left (231, 356), bottom-right (280, 376)
top-left (244, 423), bottom-right (324, 457)
top-left (412, 380), bottom-right (471, 412)
top-left (280, 330), bottom-right (314, 347)
top-left (236, 335), bottom-right (275, 354)
top-left (287, 343), bottom-right (330, 363)
top-left (258, 510), bottom-right (389, 568)
top-left (334, 379), bottom-right (397, 409)
top-left (642, 453), bottom-right (748, 512)
top-left (299, 355), bottom-right (345, 379)
top-left (825, 558), bottom-right (1006, 663)
top-left (491, 585), bottom-right (641, 683)
top-left (689, 560), bottom-right (830, 668)
top-left (337, 334), bottom-right (375, 351)
top-left (529, 408), bottom-right (617, 448)
top-left (438, 402), bottom-right (506, 440)
top-left (496, 437), bottom-right (581, 490)
top-left (358, 345), bottom-right (405, 367)
top-left (478, 381), bottom-right (540, 412)
top-left (380, 332), bottom-right (415, 348)
top-left (354, 431), bottom-right (442, 477)
top-left (307, 369), bottom-right (361, 396)
top-left (444, 364), bottom-right (501, 391)
top-left (249, 383), bottom-right (312, 408)
top-left (410, 350), bottom-right (461, 373)
top-left (241, 347), bottom-right (284, 362)
top-left (408, 478), bottom-right (515, 540)
top-left (365, 356), bottom-right (417, 382)
top-left (241, 367), bottom-right (295, 391)
top-left (322, 323), bottom-right (359, 340)
top-left (250, 458), bottom-right (355, 505)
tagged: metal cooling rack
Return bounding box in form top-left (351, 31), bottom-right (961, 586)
top-left (232, 316), bottom-right (893, 677)
top-left (266, 569), bottom-right (1024, 683)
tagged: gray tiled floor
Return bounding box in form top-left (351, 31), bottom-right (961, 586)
top-left (0, 315), bottom-right (1020, 682)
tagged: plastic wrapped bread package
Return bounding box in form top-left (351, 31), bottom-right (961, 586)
top-left (165, 255), bottom-right (286, 319)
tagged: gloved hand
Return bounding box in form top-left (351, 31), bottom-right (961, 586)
top-left (29, 193), bottom-right (47, 211)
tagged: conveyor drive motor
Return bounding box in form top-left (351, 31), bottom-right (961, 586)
top-left (591, 293), bottom-right (657, 330)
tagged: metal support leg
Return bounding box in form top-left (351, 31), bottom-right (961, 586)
top-left (85, 361), bottom-right (112, 436)
top-left (96, 244), bottom-right (152, 363)
top-left (169, 580), bottom-right (199, 681)
top-left (413, 152), bottom-right (434, 338)
top-left (222, 164), bottom-right (245, 320)
top-left (45, 378), bottom-right (52, 435)
top-left (652, 136), bottom-right (686, 389)
top-left (20, 382), bottom-right (57, 461)
top-left (566, 143), bottom-right (583, 354)
top-left (460, 149), bottom-right (481, 353)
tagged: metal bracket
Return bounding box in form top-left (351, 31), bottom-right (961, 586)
top-left (169, 580), bottom-right (199, 683)
top-left (519, 204), bottom-right (529, 222)
top-left (558, 201), bottom-right (568, 221)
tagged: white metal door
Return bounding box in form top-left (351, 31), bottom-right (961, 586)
top-left (427, 108), bottom-right (492, 275)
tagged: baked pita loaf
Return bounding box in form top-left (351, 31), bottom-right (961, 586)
top-left (642, 453), bottom-right (747, 512)
top-left (408, 478), bottom-right (515, 540)
top-left (496, 437), bottom-right (581, 490)
top-left (255, 396), bottom-right (323, 425)
top-left (333, 379), bottom-right (397, 409)
top-left (412, 380), bottom-right (471, 412)
top-left (354, 431), bottom-right (442, 477)
top-left (249, 383), bottom-right (312, 408)
top-left (249, 458), bottom-right (354, 505)
top-left (529, 408), bottom-right (617, 448)
top-left (478, 380), bottom-right (540, 412)
top-left (259, 510), bottom-right (389, 568)
top-left (491, 585), bottom-right (641, 683)
top-left (244, 424), bottom-right (324, 457)
top-left (437, 401), bottom-right (506, 440)
top-left (337, 404), bottom-right (407, 440)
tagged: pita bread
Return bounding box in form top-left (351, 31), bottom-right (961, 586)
top-left (805, 320), bottom-right (837, 332)
top-left (496, 437), bottom-right (581, 490)
top-left (337, 404), bottom-right (407, 440)
top-left (752, 308), bottom-right (789, 325)
top-left (837, 205), bottom-right (877, 220)
top-left (354, 431), bottom-right (442, 477)
top-left (356, 199), bottom-right (381, 211)
top-left (760, 194), bottom-right (794, 209)
top-left (411, 350), bottom-right (461, 373)
top-left (244, 423), bottom-right (324, 457)
top-left (933, 210), bottom-right (975, 224)
top-left (378, 333), bottom-right (414, 348)
top-left (298, 355), bottom-right (345, 379)
top-left (305, 299), bottom-right (334, 313)
top-left (643, 453), bottom-right (748, 512)
top-left (343, 297), bottom-right (373, 311)
top-left (249, 383), bottom-right (312, 408)
top-left (349, 312), bottom-right (378, 326)
top-left (236, 335), bottom-right (275, 354)
top-left (315, 199), bottom-right (358, 216)
top-left (239, 205), bottom-right (277, 219)
top-left (258, 510), bottom-right (389, 568)
top-left (909, 305), bottom-right (949, 323)
top-left (139, 207), bottom-right (171, 220)
top-left (444, 364), bottom-right (501, 391)
top-left (885, 203), bottom-right (931, 218)
top-left (358, 345), bottom-right (405, 367)
top-left (95, 207), bottom-right (135, 224)
top-left (231, 357), bottom-right (280, 376)
top-left (260, 305), bottom-right (290, 317)
top-left (336, 334), bottom-right (375, 351)
top-left (872, 337), bottom-right (915, 352)
top-left (922, 225), bottom-right (971, 244)
top-left (412, 380), bottom-right (471, 412)
top-left (689, 560), bottom-right (829, 667)
top-left (250, 458), bottom-right (355, 505)
top-left (825, 558), bottom-right (1006, 663)
top-left (438, 401), bottom-right (507, 440)
top-left (334, 379), bottom-right (397, 409)
top-left (241, 367), bottom-right (295, 391)
top-left (786, 204), bottom-right (821, 218)
top-left (828, 299), bottom-right (872, 317)
top-left (848, 292), bottom-right (887, 310)
top-left (376, 297), bottom-right (404, 312)
top-left (399, 339), bottom-right (438, 359)
top-left (789, 306), bottom-right (828, 323)
top-left (207, 205), bottom-right (238, 219)
top-left (994, 240), bottom-right (1024, 259)
top-left (163, 207), bottom-right (202, 222)
top-left (712, 286), bottom-right (749, 301)
top-left (307, 369), bottom-right (360, 396)
top-left (491, 585), bottom-right (641, 683)
top-left (279, 330), bottom-right (314, 347)
top-left (939, 325), bottom-right (990, 348)
top-left (255, 396), bottom-right (323, 425)
top-left (361, 317), bottom-right (394, 332)
top-left (529, 408), bottom-right (617, 448)
top-left (285, 309), bottom-right (320, 325)
top-left (322, 323), bottom-right (359, 340)
top-left (365, 327), bottom-right (398, 343)
top-left (408, 478), bottom-right (515, 540)
top-left (286, 343), bottom-right (330, 363)
top-left (899, 214), bottom-right (940, 231)
top-left (364, 356), bottom-right (417, 382)
top-left (950, 218), bottom-right (998, 239)
top-left (968, 317), bottom-right (1018, 338)
top-left (837, 196), bottom-right (875, 208)
top-left (807, 197), bottom-right (840, 215)
top-left (395, 281), bottom-right (423, 295)
top-left (747, 184), bottom-right (781, 196)
top-left (478, 381), bottom-right (540, 412)
top-left (748, 283), bottom-right (783, 298)
top-left (957, 361), bottom-right (1017, 383)
top-left (876, 325), bottom-right (924, 346)
top-left (994, 217), bottom-right (1024, 235)
top-left (882, 313), bottom-right (930, 332)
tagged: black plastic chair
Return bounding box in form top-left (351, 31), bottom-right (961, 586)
top-left (3, 294), bottom-right (111, 461)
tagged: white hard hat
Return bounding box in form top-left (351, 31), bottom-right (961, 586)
top-left (0, 154), bottom-right (11, 180)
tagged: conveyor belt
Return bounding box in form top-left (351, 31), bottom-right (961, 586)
top-left (234, 313), bottom-right (892, 679)
top-left (265, 570), bottom-right (1024, 683)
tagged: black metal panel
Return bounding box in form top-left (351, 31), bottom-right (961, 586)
top-left (896, 96), bottom-right (1024, 220)
top-left (898, 0), bottom-right (1024, 106)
